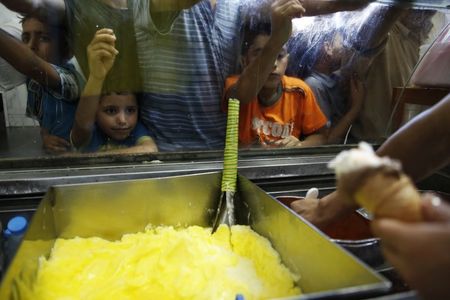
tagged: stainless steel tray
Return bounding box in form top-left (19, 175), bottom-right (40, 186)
top-left (0, 172), bottom-right (390, 299)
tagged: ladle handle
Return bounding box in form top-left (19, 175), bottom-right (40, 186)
top-left (221, 98), bottom-right (240, 192)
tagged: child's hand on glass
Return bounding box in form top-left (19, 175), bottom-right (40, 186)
top-left (87, 28), bottom-right (118, 81)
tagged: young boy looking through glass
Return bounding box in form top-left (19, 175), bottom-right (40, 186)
top-left (0, 12), bottom-right (83, 154)
top-left (224, 0), bottom-right (327, 148)
top-left (70, 29), bottom-right (157, 153)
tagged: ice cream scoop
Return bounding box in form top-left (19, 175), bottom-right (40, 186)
top-left (329, 142), bottom-right (423, 222)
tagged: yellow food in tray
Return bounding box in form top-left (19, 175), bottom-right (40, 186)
top-left (29, 225), bottom-right (300, 300)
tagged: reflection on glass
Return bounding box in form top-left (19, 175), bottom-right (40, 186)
top-left (0, 1), bottom-right (449, 161)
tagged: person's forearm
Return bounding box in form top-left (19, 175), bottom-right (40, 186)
top-left (1, 0), bottom-right (38, 14)
top-left (72, 77), bottom-right (104, 147)
top-left (377, 95), bottom-right (450, 182)
top-left (1, 0), bottom-right (66, 25)
top-left (302, 132), bottom-right (327, 146)
top-left (150, 0), bottom-right (201, 12)
top-left (0, 29), bottom-right (60, 88)
top-left (104, 139), bottom-right (158, 154)
top-left (327, 110), bottom-right (358, 144)
top-left (107, 145), bottom-right (155, 154)
top-left (302, 0), bottom-right (374, 16)
top-left (231, 38), bottom-right (286, 104)
top-left (354, 5), bottom-right (405, 51)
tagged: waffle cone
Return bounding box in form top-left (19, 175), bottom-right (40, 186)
top-left (354, 173), bottom-right (422, 222)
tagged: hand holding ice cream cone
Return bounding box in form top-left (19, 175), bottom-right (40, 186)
top-left (329, 142), bottom-right (423, 222)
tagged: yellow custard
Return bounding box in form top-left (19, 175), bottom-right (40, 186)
top-left (28, 225), bottom-right (300, 300)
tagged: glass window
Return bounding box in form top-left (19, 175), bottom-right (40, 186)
top-left (0, 0), bottom-right (449, 164)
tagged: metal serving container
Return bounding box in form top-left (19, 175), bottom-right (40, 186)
top-left (0, 172), bottom-right (390, 299)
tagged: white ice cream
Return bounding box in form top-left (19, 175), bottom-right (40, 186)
top-left (328, 142), bottom-right (401, 179)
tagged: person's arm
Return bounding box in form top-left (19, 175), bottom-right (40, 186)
top-left (102, 137), bottom-right (158, 154)
top-left (292, 94), bottom-right (450, 227)
top-left (150, 0), bottom-right (202, 11)
top-left (301, 0), bottom-right (374, 16)
top-left (326, 76), bottom-right (364, 144)
top-left (377, 94), bottom-right (450, 182)
top-left (353, 5), bottom-right (406, 51)
top-left (226, 0), bottom-right (305, 104)
top-left (71, 28), bottom-right (117, 148)
top-left (302, 127), bottom-right (327, 146)
top-left (41, 127), bottom-right (71, 154)
top-left (0, 28), bottom-right (61, 89)
top-left (0, 0), bottom-right (66, 25)
top-left (339, 5), bottom-right (406, 81)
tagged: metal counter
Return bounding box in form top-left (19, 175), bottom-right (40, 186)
top-left (0, 173), bottom-right (390, 299)
top-left (0, 147), bottom-right (448, 299)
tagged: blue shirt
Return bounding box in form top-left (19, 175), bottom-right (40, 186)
top-left (26, 63), bottom-right (82, 141)
top-left (81, 121), bottom-right (152, 153)
top-left (133, 0), bottom-right (242, 151)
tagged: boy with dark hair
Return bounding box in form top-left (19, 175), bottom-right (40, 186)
top-left (291, 27), bottom-right (366, 144)
top-left (0, 12), bottom-right (83, 154)
top-left (70, 28), bottom-right (157, 154)
top-left (224, 0), bottom-right (327, 148)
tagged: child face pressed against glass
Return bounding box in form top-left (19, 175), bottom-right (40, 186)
top-left (21, 18), bottom-right (63, 65)
top-left (96, 93), bottom-right (138, 141)
top-left (243, 34), bottom-right (289, 91)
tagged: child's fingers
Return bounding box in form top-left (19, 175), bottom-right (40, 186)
top-left (93, 50), bottom-right (117, 61)
top-left (91, 32), bottom-right (116, 46)
top-left (288, 0), bottom-right (306, 17)
top-left (54, 137), bottom-right (71, 147)
top-left (48, 147), bottom-right (68, 154)
top-left (274, 0), bottom-right (305, 18)
top-left (273, 139), bottom-right (285, 146)
top-left (45, 138), bottom-right (70, 153)
top-left (89, 42), bottom-right (119, 56)
top-left (95, 28), bottom-right (114, 34)
top-left (274, 137), bottom-right (299, 147)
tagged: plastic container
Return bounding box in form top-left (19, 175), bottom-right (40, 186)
top-left (3, 216), bottom-right (28, 268)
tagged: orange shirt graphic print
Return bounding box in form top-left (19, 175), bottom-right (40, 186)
top-left (252, 117), bottom-right (294, 146)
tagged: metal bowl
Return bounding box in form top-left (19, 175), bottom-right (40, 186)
top-left (275, 196), bottom-right (385, 270)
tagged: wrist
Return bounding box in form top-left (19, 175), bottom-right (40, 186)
top-left (83, 76), bottom-right (105, 97)
top-left (87, 75), bottom-right (105, 86)
top-left (268, 34), bottom-right (288, 49)
top-left (345, 109), bottom-right (360, 122)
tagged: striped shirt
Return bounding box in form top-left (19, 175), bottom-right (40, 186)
top-left (133, 0), bottom-right (242, 151)
top-left (26, 63), bottom-right (82, 141)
